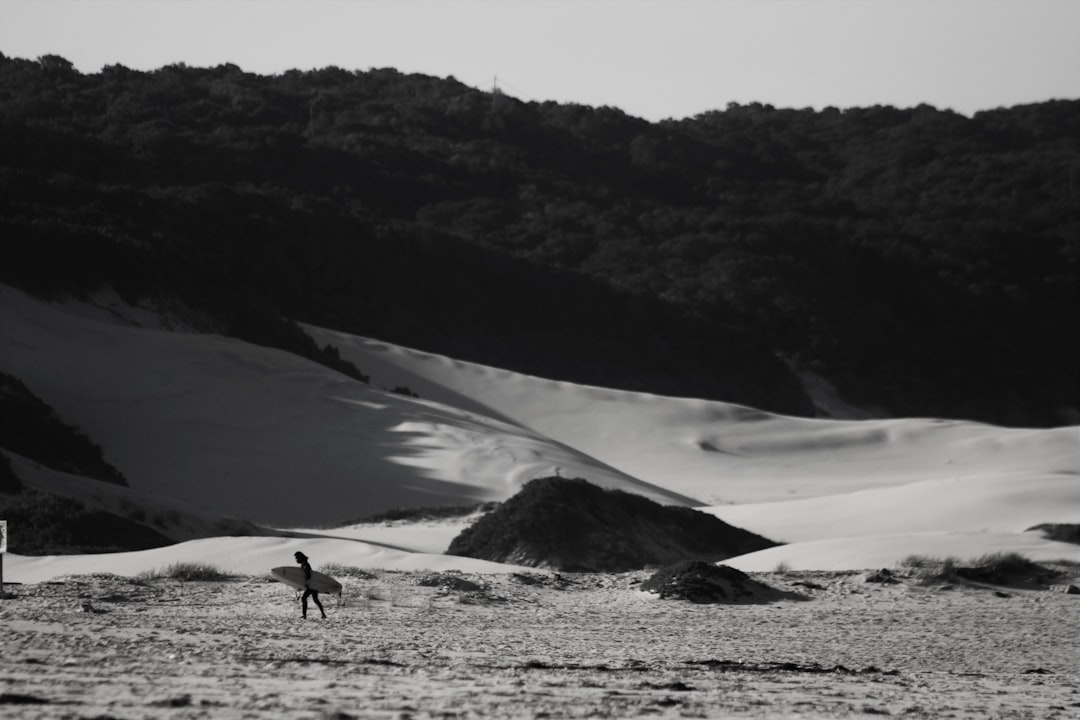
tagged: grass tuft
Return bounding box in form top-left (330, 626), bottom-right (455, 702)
top-left (971, 552), bottom-right (1039, 574)
top-left (319, 563), bottom-right (377, 580)
top-left (897, 552), bottom-right (1052, 587)
top-left (138, 562), bottom-right (232, 582)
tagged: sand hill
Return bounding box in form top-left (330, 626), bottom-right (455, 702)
top-left (1, 282), bottom-right (1078, 579)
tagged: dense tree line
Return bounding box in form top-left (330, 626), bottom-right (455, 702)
top-left (1, 54), bottom-right (1076, 425)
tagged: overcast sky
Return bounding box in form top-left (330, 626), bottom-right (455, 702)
top-left (2, 0), bottom-right (1077, 121)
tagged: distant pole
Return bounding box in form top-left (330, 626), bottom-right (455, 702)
top-left (1, 520), bottom-right (6, 600)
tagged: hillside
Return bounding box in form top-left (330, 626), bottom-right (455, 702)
top-left (3, 283), bottom-right (1078, 569)
top-left (0, 371), bottom-right (127, 487)
top-left (0, 283), bottom-right (693, 527)
top-left (9, 288), bottom-right (1053, 568)
top-left (1, 54), bottom-right (1076, 425)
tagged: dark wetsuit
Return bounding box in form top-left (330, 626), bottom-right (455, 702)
top-left (299, 559), bottom-right (326, 619)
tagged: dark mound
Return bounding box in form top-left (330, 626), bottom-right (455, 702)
top-left (446, 477), bottom-right (778, 572)
top-left (909, 552), bottom-right (1064, 589)
top-left (1027, 523), bottom-right (1080, 546)
top-left (640, 560), bottom-right (791, 603)
top-left (953, 553), bottom-right (1061, 588)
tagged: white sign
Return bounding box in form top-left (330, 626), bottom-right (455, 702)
top-left (0, 520), bottom-right (6, 553)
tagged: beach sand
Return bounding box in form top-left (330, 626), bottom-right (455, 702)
top-left (3, 569), bottom-right (1078, 719)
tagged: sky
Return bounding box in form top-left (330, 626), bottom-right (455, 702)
top-left (1, 0), bottom-right (1078, 121)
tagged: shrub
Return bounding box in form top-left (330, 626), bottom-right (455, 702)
top-left (416, 571), bottom-right (484, 593)
top-left (1027, 524), bottom-right (1080, 545)
top-left (640, 560), bottom-right (768, 603)
top-left (898, 554), bottom-right (956, 571)
top-left (971, 552), bottom-right (1039, 574)
top-left (140, 562), bottom-right (231, 581)
top-left (319, 563), bottom-right (376, 580)
top-left (898, 552), bottom-right (1051, 586)
top-left (898, 555), bottom-right (959, 583)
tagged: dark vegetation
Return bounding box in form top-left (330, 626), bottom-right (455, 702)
top-left (138, 562), bottom-right (233, 581)
top-left (447, 477), bottom-right (777, 572)
top-left (0, 372), bottom-right (127, 486)
top-left (0, 372), bottom-right (153, 553)
top-left (1, 55), bottom-right (1076, 424)
top-left (347, 501), bottom-right (498, 525)
top-left (1027, 523), bottom-right (1080, 545)
top-left (0, 488), bottom-right (172, 554)
top-left (640, 560), bottom-right (797, 603)
top-left (0, 453), bottom-right (21, 494)
top-left (899, 552), bottom-right (1062, 588)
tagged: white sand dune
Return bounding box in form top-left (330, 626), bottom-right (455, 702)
top-left (706, 472), bottom-right (1080, 542)
top-left (6, 534), bottom-right (535, 585)
top-left (723, 531), bottom-right (1080, 572)
top-left (2, 283), bottom-right (1078, 580)
top-left (0, 284), bottom-right (689, 528)
top-left (304, 329), bottom-right (1079, 507)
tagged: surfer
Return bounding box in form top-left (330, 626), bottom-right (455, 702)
top-left (294, 551), bottom-right (327, 619)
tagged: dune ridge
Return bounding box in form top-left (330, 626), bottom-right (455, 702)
top-left (2, 283), bottom-right (1078, 579)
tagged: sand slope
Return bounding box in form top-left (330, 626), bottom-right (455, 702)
top-left (306, 329), bottom-right (1078, 505)
top-left (2, 283), bottom-right (1078, 577)
top-left (0, 284), bottom-right (689, 528)
top-left (7, 534), bottom-right (535, 585)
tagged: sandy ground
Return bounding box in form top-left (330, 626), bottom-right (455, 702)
top-left (3, 570), bottom-right (1079, 719)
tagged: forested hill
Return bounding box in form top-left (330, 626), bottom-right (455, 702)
top-left (1, 54), bottom-right (1077, 426)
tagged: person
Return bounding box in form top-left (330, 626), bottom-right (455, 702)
top-left (294, 551), bottom-right (327, 619)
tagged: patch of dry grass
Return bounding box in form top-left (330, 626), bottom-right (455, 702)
top-left (898, 552), bottom-right (1053, 586)
top-left (137, 562), bottom-right (232, 582)
top-left (318, 563), bottom-right (377, 580)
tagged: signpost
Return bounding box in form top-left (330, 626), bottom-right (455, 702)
top-left (0, 520), bottom-right (6, 599)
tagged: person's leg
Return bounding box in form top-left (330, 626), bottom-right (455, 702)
top-left (301, 589), bottom-right (311, 618)
top-left (312, 591), bottom-right (326, 618)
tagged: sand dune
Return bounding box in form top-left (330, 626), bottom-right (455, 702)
top-left (7, 534), bottom-right (533, 585)
top-left (0, 284), bottom-right (687, 528)
top-left (2, 284), bottom-right (1078, 579)
top-left (707, 473), bottom-right (1080, 542)
top-left (305, 329), bottom-right (1078, 506)
top-left (723, 530), bottom-right (1080, 572)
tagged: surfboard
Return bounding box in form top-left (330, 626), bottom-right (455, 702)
top-left (269, 566), bottom-right (342, 595)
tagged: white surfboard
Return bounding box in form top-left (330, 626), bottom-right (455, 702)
top-left (270, 566), bottom-right (342, 595)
